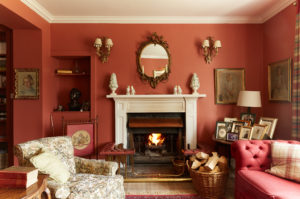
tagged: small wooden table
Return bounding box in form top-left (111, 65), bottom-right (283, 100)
top-left (213, 137), bottom-right (234, 166)
top-left (0, 174), bottom-right (51, 199)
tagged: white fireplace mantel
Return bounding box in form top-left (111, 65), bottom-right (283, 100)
top-left (107, 94), bottom-right (206, 149)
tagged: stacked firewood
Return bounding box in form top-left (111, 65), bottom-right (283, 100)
top-left (189, 152), bottom-right (228, 173)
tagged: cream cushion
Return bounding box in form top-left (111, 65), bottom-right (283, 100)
top-left (30, 151), bottom-right (70, 183)
top-left (266, 142), bottom-right (300, 182)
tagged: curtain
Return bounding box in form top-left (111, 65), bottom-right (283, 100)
top-left (292, 0), bottom-right (300, 139)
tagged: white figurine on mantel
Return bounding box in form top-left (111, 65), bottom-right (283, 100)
top-left (109, 73), bottom-right (118, 95)
top-left (190, 73), bottom-right (200, 94)
top-left (174, 86), bottom-right (178, 95)
top-left (126, 86), bottom-right (131, 95)
top-left (131, 85), bottom-right (135, 95)
top-left (177, 85), bottom-right (182, 95)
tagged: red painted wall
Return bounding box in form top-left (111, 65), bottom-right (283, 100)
top-left (263, 4), bottom-right (297, 139)
top-left (51, 24), bottom-right (264, 146)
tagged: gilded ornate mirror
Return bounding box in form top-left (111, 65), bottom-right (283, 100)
top-left (136, 32), bottom-right (171, 88)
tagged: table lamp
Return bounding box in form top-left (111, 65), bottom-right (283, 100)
top-left (237, 91), bottom-right (261, 113)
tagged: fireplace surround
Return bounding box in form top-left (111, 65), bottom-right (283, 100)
top-left (107, 94), bottom-right (206, 150)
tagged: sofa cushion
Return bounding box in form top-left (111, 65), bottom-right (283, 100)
top-left (266, 142), bottom-right (300, 182)
top-left (237, 170), bottom-right (300, 199)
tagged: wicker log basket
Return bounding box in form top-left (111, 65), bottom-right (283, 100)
top-left (187, 160), bottom-right (228, 199)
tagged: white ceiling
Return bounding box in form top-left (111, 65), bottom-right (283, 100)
top-left (21, 0), bottom-right (296, 24)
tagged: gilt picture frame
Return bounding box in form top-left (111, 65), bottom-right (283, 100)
top-left (258, 117), bottom-right (278, 139)
top-left (251, 124), bottom-right (268, 140)
top-left (14, 68), bottom-right (39, 99)
top-left (268, 58), bottom-right (291, 102)
top-left (215, 68), bottom-right (245, 104)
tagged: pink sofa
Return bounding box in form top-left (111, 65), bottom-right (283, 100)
top-left (231, 140), bottom-right (300, 199)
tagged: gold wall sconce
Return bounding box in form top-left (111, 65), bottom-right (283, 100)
top-left (201, 37), bottom-right (221, 64)
top-left (94, 37), bottom-right (113, 63)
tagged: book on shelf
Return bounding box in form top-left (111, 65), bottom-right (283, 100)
top-left (0, 166), bottom-right (38, 188)
top-left (56, 69), bottom-right (73, 74)
top-left (0, 42), bottom-right (6, 55)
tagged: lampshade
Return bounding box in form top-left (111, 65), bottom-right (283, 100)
top-left (237, 91), bottom-right (261, 108)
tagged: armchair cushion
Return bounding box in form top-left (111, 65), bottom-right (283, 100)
top-left (74, 157), bottom-right (118, 176)
top-left (30, 151), bottom-right (70, 183)
top-left (68, 173), bottom-right (124, 199)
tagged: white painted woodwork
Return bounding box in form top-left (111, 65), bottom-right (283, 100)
top-left (21, 0), bottom-right (295, 24)
top-left (107, 94), bottom-right (206, 149)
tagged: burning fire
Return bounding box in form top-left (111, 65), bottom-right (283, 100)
top-left (148, 133), bottom-right (165, 146)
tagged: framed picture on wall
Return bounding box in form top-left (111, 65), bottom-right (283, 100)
top-left (215, 68), bottom-right (245, 104)
top-left (14, 68), bottom-right (39, 99)
top-left (268, 58), bottom-right (291, 102)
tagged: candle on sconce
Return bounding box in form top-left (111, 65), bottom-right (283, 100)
top-left (141, 65), bottom-right (144, 75)
top-left (202, 39), bottom-right (210, 48)
top-left (165, 65), bottom-right (168, 73)
top-left (214, 40), bottom-right (222, 48)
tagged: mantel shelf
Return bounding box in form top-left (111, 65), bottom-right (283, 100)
top-left (106, 94), bottom-right (207, 99)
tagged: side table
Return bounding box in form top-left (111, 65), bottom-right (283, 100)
top-left (213, 136), bottom-right (233, 166)
top-left (0, 174), bottom-right (51, 199)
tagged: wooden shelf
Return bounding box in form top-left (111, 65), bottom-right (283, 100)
top-left (55, 73), bottom-right (89, 77)
top-left (0, 136), bottom-right (7, 142)
top-left (0, 54), bottom-right (6, 57)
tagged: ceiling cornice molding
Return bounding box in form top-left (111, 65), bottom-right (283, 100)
top-left (50, 16), bottom-right (263, 24)
top-left (261, 0), bottom-right (295, 23)
top-left (20, 0), bottom-right (294, 24)
top-left (21, 0), bottom-right (53, 23)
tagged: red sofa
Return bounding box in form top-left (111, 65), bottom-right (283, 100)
top-left (231, 140), bottom-right (300, 199)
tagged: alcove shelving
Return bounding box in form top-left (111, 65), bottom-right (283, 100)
top-left (53, 56), bottom-right (91, 112)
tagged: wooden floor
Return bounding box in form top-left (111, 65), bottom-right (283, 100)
top-left (124, 168), bottom-right (235, 198)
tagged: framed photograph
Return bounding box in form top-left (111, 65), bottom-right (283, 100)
top-left (240, 113), bottom-right (256, 125)
top-left (227, 133), bottom-right (239, 141)
top-left (224, 117), bottom-right (238, 122)
top-left (231, 121), bottom-right (245, 133)
top-left (215, 68), bottom-right (245, 104)
top-left (268, 58), bottom-right (291, 102)
top-left (251, 124), bottom-right (268, 140)
top-left (259, 117), bottom-right (278, 139)
top-left (239, 126), bottom-right (253, 140)
top-left (215, 121), bottom-right (227, 140)
top-left (14, 68), bottom-right (39, 99)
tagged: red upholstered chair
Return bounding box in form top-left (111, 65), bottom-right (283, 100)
top-left (231, 140), bottom-right (300, 199)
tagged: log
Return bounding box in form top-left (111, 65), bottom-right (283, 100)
top-left (196, 152), bottom-right (209, 160)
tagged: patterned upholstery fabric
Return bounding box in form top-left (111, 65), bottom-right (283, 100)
top-left (14, 136), bottom-right (125, 199)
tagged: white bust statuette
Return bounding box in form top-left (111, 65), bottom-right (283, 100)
top-left (109, 73), bottom-right (118, 95)
top-left (126, 86), bottom-right (131, 95)
top-left (174, 86), bottom-right (178, 95)
top-left (190, 73), bottom-right (200, 95)
top-left (177, 85), bottom-right (182, 95)
top-left (131, 85), bottom-right (135, 95)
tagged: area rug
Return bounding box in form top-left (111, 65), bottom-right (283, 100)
top-left (126, 195), bottom-right (201, 199)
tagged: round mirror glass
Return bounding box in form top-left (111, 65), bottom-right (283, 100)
top-left (139, 44), bottom-right (169, 78)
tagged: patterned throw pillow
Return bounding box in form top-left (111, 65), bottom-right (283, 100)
top-left (266, 142), bottom-right (300, 182)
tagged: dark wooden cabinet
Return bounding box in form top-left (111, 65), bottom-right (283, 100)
top-left (0, 25), bottom-right (13, 167)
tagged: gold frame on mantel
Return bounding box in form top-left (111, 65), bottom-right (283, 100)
top-left (136, 32), bottom-right (171, 88)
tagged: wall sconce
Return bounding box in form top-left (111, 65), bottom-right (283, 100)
top-left (201, 37), bottom-right (221, 64)
top-left (94, 37), bottom-right (113, 63)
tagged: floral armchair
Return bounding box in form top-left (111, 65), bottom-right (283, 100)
top-left (14, 136), bottom-right (125, 199)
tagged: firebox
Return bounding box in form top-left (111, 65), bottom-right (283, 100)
top-left (127, 113), bottom-right (184, 164)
